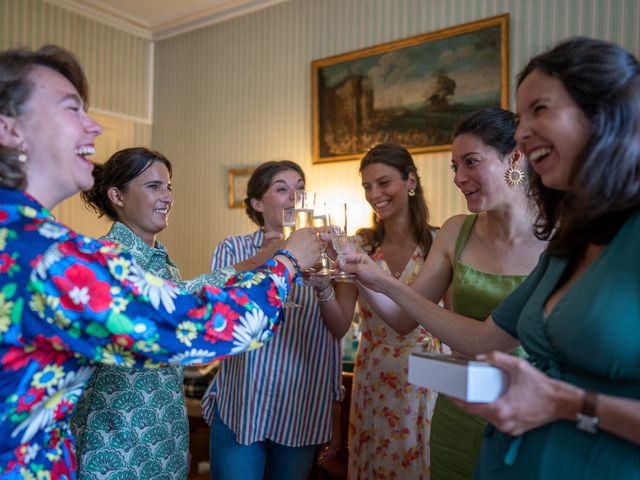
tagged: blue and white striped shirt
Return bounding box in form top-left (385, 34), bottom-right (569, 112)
top-left (201, 229), bottom-right (343, 446)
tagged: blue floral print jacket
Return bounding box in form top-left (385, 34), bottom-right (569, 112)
top-left (0, 187), bottom-right (291, 479)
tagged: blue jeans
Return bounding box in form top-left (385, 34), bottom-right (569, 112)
top-left (209, 406), bottom-right (317, 480)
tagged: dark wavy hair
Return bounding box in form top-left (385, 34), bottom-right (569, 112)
top-left (454, 107), bottom-right (517, 156)
top-left (81, 147), bottom-right (173, 222)
top-left (0, 45), bottom-right (89, 190)
top-left (517, 37), bottom-right (640, 256)
top-left (244, 160), bottom-right (305, 227)
top-left (357, 143), bottom-right (434, 259)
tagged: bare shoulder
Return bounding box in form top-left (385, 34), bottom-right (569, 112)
top-left (439, 214), bottom-right (468, 234)
top-left (435, 215), bottom-right (468, 245)
top-left (409, 215), bottom-right (469, 299)
top-left (420, 215), bottom-right (467, 263)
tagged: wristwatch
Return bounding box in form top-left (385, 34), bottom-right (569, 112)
top-left (576, 389), bottom-right (599, 434)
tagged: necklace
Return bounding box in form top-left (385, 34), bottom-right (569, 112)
top-left (383, 241), bottom-right (417, 279)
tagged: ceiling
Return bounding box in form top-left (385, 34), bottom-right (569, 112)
top-left (47, 0), bottom-right (290, 40)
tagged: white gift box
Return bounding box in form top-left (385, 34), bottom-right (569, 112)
top-left (408, 352), bottom-right (507, 403)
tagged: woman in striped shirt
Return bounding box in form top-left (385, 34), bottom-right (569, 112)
top-left (201, 160), bottom-right (343, 479)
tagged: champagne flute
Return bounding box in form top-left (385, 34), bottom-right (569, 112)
top-left (294, 190), bottom-right (315, 230)
top-left (330, 229), bottom-right (355, 279)
top-left (282, 208), bottom-right (296, 240)
top-left (281, 208), bottom-right (302, 309)
top-left (329, 203), bottom-right (355, 279)
top-left (312, 202), bottom-right (334, 275)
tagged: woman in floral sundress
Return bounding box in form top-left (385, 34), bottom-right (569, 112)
top-left (320, 143), bottom-right (446, 479)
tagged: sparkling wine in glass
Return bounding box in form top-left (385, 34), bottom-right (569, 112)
top-left (294, 208), bottom-right (314, 230)
top-left (331, 231), bottom-right (355, 279)
top-left (312, 213), bottom-right (329, 228)
top-left (294, 190), bottom-right (315, 230)
top-left (281, 208), bottom-right (301, 308)
top-left (331, 228), bottom-right (348, 259)
top-left (282, 208), bottom-right (296, 239)
top-left (329, 203), bottom-right (354, 279)
top-left (312, 207), bottom-right (333, 274)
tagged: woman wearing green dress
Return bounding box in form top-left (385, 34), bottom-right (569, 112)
top-left (342, 108), bottom-right (546, 479)
top-left (342, 37), bottom-right (640, 479)
top-left (71, 148), bottom-right (233, 479)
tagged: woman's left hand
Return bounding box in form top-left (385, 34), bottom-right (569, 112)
top-left (449, 351), bottom-right (577, 436)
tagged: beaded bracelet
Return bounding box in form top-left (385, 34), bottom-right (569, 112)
top-left (274, 249), bottom-right (301, 277)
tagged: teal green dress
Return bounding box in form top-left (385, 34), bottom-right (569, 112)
top-left (72, 222), bottom-right (233, 480)
top-left (431, 215), bottom-right (527, 480)
top-left (476, 211), bottom-right (640, 479)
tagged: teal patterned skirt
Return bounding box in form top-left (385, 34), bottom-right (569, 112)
top-left (71, 364), bottom-right (189, 480)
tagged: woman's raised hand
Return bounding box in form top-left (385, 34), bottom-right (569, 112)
top-left (282, 228), bottom-right (322, 271)
top-left (340, 253), bottom-right (390, 292)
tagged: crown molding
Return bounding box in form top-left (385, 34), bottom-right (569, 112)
top-left (44, 0), bottom-right (289, 41)
top-left (153, 0), bottom-right (289, 40)
top-left (44, 0), bottom-right (153, 39)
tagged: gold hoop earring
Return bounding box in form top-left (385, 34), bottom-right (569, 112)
top-left (504, 165), bottom-right (526, 187)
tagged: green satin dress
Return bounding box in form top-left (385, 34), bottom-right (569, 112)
top-left (430, 215), bottom-right (527, 480)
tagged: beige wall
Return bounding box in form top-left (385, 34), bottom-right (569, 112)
top-left (154, 0), bottom-right (640, 277)
top-left (1, 0), bottom-right (152, 236)
top-left (1, 0), bottom-right (153, 122)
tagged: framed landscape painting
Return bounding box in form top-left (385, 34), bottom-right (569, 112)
top-left (311, 14), bottom-right (509, 163)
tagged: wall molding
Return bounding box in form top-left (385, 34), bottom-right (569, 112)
top-left (44, 0), bottom-right (152, 39)
top-left (90, 107), bottom-right (152, 126)
top-left (153, 0), bottom-right (289, 40)
top-left (44, 0), bottom-right (289, 40)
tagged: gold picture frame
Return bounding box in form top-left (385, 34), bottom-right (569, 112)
top-left (228, 168), bottom-right (254, 209)
top-left (311, 14), bottom-right (509, 163)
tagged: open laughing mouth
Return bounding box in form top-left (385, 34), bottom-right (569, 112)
top-left (75, 145), bottom-right (95, 162)
top-left (528, 147), bottom-right (551, 165)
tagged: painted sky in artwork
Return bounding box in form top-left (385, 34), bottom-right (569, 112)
top-left (321, 27), bottom-right (502, 109)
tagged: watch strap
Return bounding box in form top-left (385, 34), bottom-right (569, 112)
top-left (576, 389), bottom-right (599, 434)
